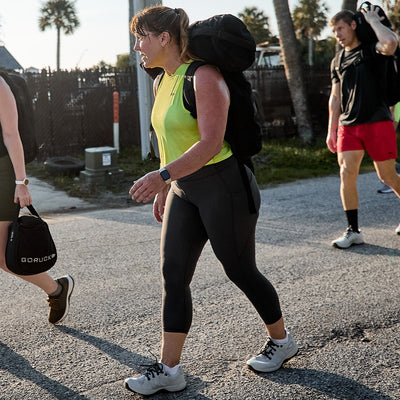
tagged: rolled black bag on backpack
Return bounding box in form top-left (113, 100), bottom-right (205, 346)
top-left (354, 1), bottom-right (392, 43)
top-left (188, 14), bottom-right (256, 72)
top-left (6, 205), bottom-right (57, 275)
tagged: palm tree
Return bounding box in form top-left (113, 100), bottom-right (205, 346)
top-left (39, 0), bottom-right (80, 71)
top-left (293, 0), bottom-right (328, 66)
top-left (238, 7), bottom-right (276, 45)
top-left (272, 0), bottom-right (313, 143)
top-left (382, 0), bottom-right (400, 33)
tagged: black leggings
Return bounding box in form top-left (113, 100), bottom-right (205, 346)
top-left (161, 156), bottom-right (282, 334)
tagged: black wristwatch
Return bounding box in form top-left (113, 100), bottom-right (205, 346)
top-left (159, 167), bottom-right (171, 185)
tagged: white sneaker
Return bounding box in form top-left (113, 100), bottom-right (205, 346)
top-left (331, 228), bottom-right (364, 249)
top-left (124, 362), bottom-right (186, 395)
top-left (395, 224), bottom-right (400, 235)
top-left (247, 333), bottom-right (298, 373)
top-left (377, 183), bottom-right (394, 194)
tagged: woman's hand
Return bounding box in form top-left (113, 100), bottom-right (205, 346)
top-left (153, 187), bottom-right (168, 223)
top-left (129, 170), bottom-right (166, 204)
top-left (14, 185), bottom-right (32, 208)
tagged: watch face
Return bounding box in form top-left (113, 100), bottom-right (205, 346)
top-left (24, 178), bottom-right (29, 185)
top-left (160, 169), bottom-right (170, 181)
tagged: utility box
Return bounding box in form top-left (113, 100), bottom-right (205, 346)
top-left (80, 146), bottom-right (123, 185)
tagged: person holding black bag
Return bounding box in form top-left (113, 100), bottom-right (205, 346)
top-left (0, 74), bottom-right (74, 324)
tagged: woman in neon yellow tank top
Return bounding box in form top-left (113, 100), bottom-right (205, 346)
top-left (125, 6), bottom-right (297, 396)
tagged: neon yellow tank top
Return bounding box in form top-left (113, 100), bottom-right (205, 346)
top-left (151, 62), bottom-right (232, 167)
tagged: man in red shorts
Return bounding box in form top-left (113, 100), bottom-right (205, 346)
top-left (327, 6), bottom-right (400, 249)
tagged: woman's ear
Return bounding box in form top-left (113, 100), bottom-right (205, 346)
top-left (159, 31), bottom-right (171, 47)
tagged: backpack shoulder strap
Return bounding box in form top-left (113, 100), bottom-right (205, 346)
top-left (183, 61), bottom-right (206, 118)
top-left (153, 71), bottom-right (165, 96)
top-left (334, 49), bottom-right (345, 75)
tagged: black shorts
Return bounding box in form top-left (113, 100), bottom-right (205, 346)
top-left (0, 155), bottom-right (18, 221)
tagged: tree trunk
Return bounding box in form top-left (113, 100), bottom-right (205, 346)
top-left (341, 0), bottom-right (358, 12)
top-left (272, 0), bottom-right (313, 143)
top-left (56, 27), bottom-right (61, 71)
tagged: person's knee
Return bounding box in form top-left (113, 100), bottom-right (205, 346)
top-left (339, 163), bottom-right (358, 181)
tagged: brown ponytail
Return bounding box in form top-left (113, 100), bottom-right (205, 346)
top-left (130, 6), bottom-right (196, 62)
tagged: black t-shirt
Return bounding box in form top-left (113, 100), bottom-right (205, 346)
top-left (331, 42), bottom-right (392, 125)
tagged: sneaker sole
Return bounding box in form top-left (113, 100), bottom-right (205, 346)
top-left (123, 380), bottom-right (186, 395)
top-left (54, 275), bottom-right (75, 324)
top-left (247, 349), bottom-right (299, 373)
top-left (332, 240), bottom-right (364, 249)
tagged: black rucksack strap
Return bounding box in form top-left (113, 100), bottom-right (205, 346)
top-left (182, 61), bottom-right (205, 118)
top-left (334, 47), bottom-right (371, 77)
top-left (237, 159), bottom-right (257, 214)
top-left (154, 71), bottom-right (165, 95)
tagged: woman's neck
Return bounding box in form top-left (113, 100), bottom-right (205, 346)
top-left (163, 59), bottom-right (184, 76)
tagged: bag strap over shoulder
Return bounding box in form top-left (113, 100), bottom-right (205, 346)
top-left (183, 61), bottom-right (205, 119)
top-left (154, 71), bottom-right (165, 95)
top-left (334, 47), bottom-right (371, 76)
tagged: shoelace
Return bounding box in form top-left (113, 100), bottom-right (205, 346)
top-left (47, 297), bottom-right (61, 310)
top-left (344, 228), bottom-right (353, 238)
top-left (143, 362), bottom-right (164, 381)
top-left (259, 339), bottom-right (280, 360)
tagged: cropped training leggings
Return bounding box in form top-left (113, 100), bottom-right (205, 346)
top-left (161, 156), bottom-right (282, 334)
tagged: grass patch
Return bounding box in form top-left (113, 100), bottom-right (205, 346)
top-left (254, 137), bottom-right (375, 187)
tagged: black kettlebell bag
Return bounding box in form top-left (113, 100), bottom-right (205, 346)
top-left (6, 205), bottom-right (57, 275)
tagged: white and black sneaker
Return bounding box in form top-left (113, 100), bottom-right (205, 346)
top-left (124, 362), bottom-right (186, 395)
top-left (331, 228), bottom-right (364, 249)
top-left (247, 333), bottom-right (298, 372)
top-left (377, 183), bottom-right (394, 194)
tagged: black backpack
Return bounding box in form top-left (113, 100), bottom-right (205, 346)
top-left (351, 1), bottom-right (400, 106)
top-left (186, 14), bottom-right (262, 168)
top-left (0, 71), bottom-right (38, 164)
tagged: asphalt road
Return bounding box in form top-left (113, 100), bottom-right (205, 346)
top-left (0, 172), bottom-right (399, 400)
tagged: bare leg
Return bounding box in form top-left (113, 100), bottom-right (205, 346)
top-left (265, 316), bottom-right (286, 339)
top-left (375, 159), bottom-right (400, 197)
top-left (161, 332), bottom-right (187, 367)
top-left (337, 150), bottom-right (364, 211)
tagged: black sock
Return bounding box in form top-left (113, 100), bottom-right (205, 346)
top-left (345, 209), bottom-right (359, 232)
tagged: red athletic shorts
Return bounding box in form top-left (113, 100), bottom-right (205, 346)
top-left (337, 120), bottom-right (397, 161)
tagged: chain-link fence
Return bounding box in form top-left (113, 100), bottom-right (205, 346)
top-left (26, 67), bottom-right (140, 161)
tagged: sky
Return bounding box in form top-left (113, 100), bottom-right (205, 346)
top-left (0, 0), bottom-right (385, 71)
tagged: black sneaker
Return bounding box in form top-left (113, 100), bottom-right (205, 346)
top-left (47, 275), bottom-right (74, 324)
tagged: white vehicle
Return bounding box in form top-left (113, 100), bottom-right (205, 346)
top-left (254, 45), bottom-right (282, 67)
